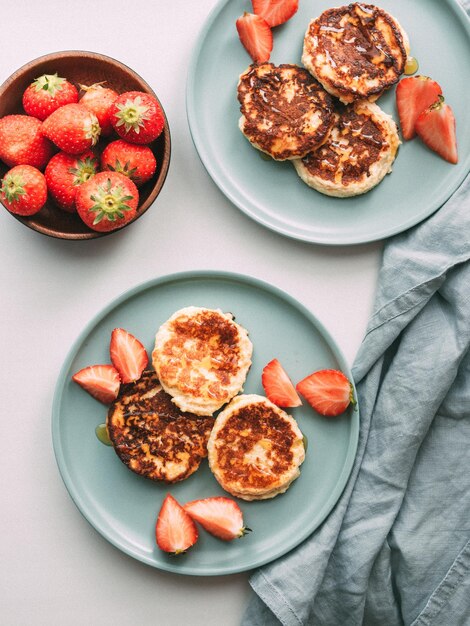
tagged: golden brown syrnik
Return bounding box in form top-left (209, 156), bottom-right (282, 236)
top-left (293, 100), bottom-right (400, 197)
top-left (208, 394), bottom-right (305, 501)
top-left (107, 371), bottom-right (213, 483)
top-left (152, 307), bottom-right (253, 416)
top-left (238, 63), bottom-right (335, 160)
top-left (302, 3), bottom-right (409, 104)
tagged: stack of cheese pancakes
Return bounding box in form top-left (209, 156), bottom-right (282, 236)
top-left (238, 3), bottom-right (409, 197)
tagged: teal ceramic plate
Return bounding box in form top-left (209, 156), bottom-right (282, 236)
top-left (187, 0), bottom-right (470, 245)
top-left (52, 271), bottom-right (359, 576)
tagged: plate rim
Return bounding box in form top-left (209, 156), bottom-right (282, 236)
top-left (52, 269), bottom-right (359, 576)
top-left (186, 0), bottom-right (470, 246)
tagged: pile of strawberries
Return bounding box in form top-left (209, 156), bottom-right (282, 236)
top-left (0, 72), bottom-right (165, 231)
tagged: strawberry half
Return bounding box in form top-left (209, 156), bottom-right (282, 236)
top-left (415, 95), bottom-right (458, 164)
top-left (236, 12), bottom-right (273, 63)
top-left (183, 497), bottom-right (249, 541)
top-left (72, 364), bottom-right (120, 404)
top-left (109, 328), bottom-right (148, 383)
top-left (296, 369), bottom-right (355, 417)
top-left (396, 75), bottom-right (442, 140)
top-left (251, 0), bottom-right (299, 27)
top-left (156, 494), bottom-right (198, 554)
top-left (261, 358), bottom-right (302, 407)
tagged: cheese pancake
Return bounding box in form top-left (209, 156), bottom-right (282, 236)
top-left (208, 394), bottom-right (305, 501)
top-left (293, 100), bottom-right (399, 197)
top-left (107, 371), bottom-right (213, 483)
top-left (302, 3), bottom-right (409, 104)
top-left (152, 307), bottom-right (253, 416)
top-left (238, 63), bottom-right (334, 160)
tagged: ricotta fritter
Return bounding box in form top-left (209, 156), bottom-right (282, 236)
top-left (152, 307), bottom-right (253, 416)
top-left (238, 63), bottom-right (334, 160)
top-left (293, 100), bottom-right (400, 197)
top-left (302, 3), bottom-right (409, 104)
top-left (107, 371), bottom-right (213, 483)
top-left (208, 394), bottom-right (305, 501)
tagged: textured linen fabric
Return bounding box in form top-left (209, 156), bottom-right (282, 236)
top-left (242, 5), bottom-right (470, 621)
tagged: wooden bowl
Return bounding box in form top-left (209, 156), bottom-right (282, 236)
top-left (0, 51), bottom-right (171, 239)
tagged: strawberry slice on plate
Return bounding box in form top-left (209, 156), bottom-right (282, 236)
top-left (109, 328), bottom-right (148, 383)
top-left (72, 364), bottom-right (120, 404)
top-left (415, 95), bottom-right (458, 164)
top-left (296, 369), bottom-right (355, 417)
top-left (236, 12), bottom-right (273, 63)
top-left (156, 494), bottom-right (198, 554)
top-left (184, 497), bottom-right (250, 541)
top-left (251, 0), bottom-right (299, 27)
top-left (396, 75), bottom-right (442, 140)
top-left (261, 358), bottom-right (302, 407)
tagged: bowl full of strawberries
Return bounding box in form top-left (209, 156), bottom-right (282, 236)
top-left (0, 51), bottom-right (171, 239)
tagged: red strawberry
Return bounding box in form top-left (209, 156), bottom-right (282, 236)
top-left (396, 75), bottom-right (442, 140)
top-left (109, 328), bottom-right (148, 383)
top-left (296, 369), bottom-right (355, 417)
top-left (0, 115), bottom-right (54, 169)
top-left (42, 103), bottom-right (101, 154)
top-left (101, 140), bottom-right (157, 187)
top-left (261, 359), bottom-right (302, 407)
top-left (110, 91), bottom-right (165, 144)
top-left (22, 73), bottom-right (78, 121)
top-left (236, 12), bottom-right (273, 63)
top-left (156, 494), bottom-right (198, 554)
top-left (184, 497), bottom-right (249, 541)
top-left (251, 0), bottom-right (299, 27)
top-left (72, 364), bottom-right (120, 404)
top-left (415, 96), bottom-right (458, 164)
top-left (45, 150), bottom-right (99, 212)
top-left (0, 165), bottom-right (47, 216)
top-left (79, 83), bottom-right (119, 137)
top-left (75, 171), bottom-right (139, 232)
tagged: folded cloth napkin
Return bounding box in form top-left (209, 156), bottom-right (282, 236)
top-left (242, 16), bottom-right (470, 626)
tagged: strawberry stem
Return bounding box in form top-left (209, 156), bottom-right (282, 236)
top-left (1, 173), bottom-right (26, 203)
top-left (88, 178), bottom-right (134, 225)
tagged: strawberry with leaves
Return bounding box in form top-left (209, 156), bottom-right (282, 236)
top-left (45, 150), bottom-right (99, 212)
top-left (23, 73), bottom-right (78, 121)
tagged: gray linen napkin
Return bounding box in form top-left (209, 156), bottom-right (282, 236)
top-left (242, 18), bottom-right (470, 626)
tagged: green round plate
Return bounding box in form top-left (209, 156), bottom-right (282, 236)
top-left (186, 0), bottom-right (470, 245)
top-left (52, 271), bottom-right (359, 575)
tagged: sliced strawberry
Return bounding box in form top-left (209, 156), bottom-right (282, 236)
top-left (236, 12), bottom-right (273, 63)
top-left (396, 76), bottom-right (442, 140)
top-left (184, 497), bottom-right (250, 541)
top-left (261, 358), bottom-right (302, 407)
top-left (156, 494), bottom-right (198, 554)
top-left (72, 364), bottom-right (120, 404)
top-left (251, 0), bottom-right (299, 27)
top-left (109, 328), bottom-right (148, 383)
top-left (415, 95), bottom-right (458, 164)
top-left (296, 369), bottom-right (355, 417)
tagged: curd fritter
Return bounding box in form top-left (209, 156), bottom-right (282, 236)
top-left (152, 307), bottom-right (253, 416)
top-left (302, 3), bottom-right (409, 104)
top-left (238, 63), bottom-right (334, 160)
top-left (293, 100), bottom-right (400, 197)
top-left (208, 394), bottom-right (305, 501)
top-left (107, 371), bottom-right (213, 483)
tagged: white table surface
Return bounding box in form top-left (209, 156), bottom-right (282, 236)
top-left (0, 1), bottom-right (381, 624)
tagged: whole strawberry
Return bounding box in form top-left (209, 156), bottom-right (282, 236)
top-left (110, 91), bottom-right (165, 144)
top-left (45, 150), bottom-right (99, 212)
top-left (79, 83), bottom-right (119, 136)
top-left (0, 115), bottom-right (54, 169)
top-left (75, 171), bottom-right (139, 232)
top-left (0, 165), bottom-right (47, 216)
top-left (42, 103), bottom-right (101, 154)
top-left (101, 139), bottom-right (157, 186)
top-left (22, 73), bottom-right (78, 121)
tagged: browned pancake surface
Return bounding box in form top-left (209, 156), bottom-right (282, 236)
top-left (303, 3), bottom-right (407, 102)
top-left (107, 371), bottom-right (213, 482)
top-left (238, 63), bottom-right (334, 160)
